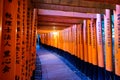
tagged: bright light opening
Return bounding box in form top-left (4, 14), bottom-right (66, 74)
top-left (52, 31), bottom-right (58, 35)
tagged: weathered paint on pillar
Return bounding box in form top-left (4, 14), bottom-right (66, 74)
top-left (1, 0), bottom-right (17, 80)
top-left (96, 14), bottom-right (104, 68)
top-left (0, 0), bottom-right (3, 79)
top-left (83, 20), bottom-right (88, 62)
top-left (87, 20), bottom-right (92, 63)
top-left (91, 19), bottom-right (98, 65)
top-left (114, 5), bottom-right (120, 76)
top-left (104, 9), bottom-right (113, 72)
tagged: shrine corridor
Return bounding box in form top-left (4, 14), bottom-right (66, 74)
top-left (34, 45), bottom-right (89, 80)
top-left (1, 0), bottom-right (120, 80)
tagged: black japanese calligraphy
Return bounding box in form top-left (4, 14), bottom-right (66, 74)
top-left (2, 65), bottom-right (11, 73)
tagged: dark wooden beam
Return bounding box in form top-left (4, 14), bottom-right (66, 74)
top-left (38, 22), bottom-right (72, 27)
top-left (37, 26), bottom-right (68, 30)
top-left (85, 0), bottom-right (120, 5)
top-left (31, 0), bottom-right (115, 9)
top-left (35, 4), bottom-right (105, 14)
top-left (38, 15), bottom-right (83, 24)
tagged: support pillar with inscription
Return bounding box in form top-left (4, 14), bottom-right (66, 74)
top-left (96, 14), bottom-right (105, 80)
top-left (104, 9), bottom-right (113, 80)
top-left (86, 19), bottom-right (92, 78)
top-left (87, 20), bottom-right (92, 64)
top-left (114, 5), bottom-right (120, 80)
top-left (91, 19), bottom-right (98, 80)
top-left (21, 0), bottom-right (27, 79)
top-left (83, 20), bottom-right (88, 74)
top-left (15, 0), bottom-right (23, 80)
top-left (1, 0), bottom-right (17, 80)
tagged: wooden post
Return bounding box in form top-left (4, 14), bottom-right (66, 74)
top-left (15, 0), bottom-right (23, 80)
top-left (104, 9), bottom-right (113, 80)
top-left (1, 0), bottom-right (17, 80)
top-left (114, 5), bottom-right (120, 78)
top-left (104, 9), bottom-right (113, 72)
top-left (21, 0), bottom-right (27, 79)
top-left (69, 27), bottom-right (73, 54)
top-left (83, 20), bottom-right (88, 62)
top-left (0, 0), bottom-right (3, 79)
top-left (72, 25), bottom-right (77, 56)
top-left (32, 9), bottom-right (37, 73)
top-left (91, 19), bottom-right (98, 80)
top-left (76, 25), bottom-right (80, 59)
top-left (91, 19), bottom-right (98, 66)
top-left (87, 20), bottom-right (92, 64)
top-left (80, 24), bottom-right (84, 60)
top-left (96, 14), bottom-right (104, 68)
top-left (96, 14), bottom-right (105, 80)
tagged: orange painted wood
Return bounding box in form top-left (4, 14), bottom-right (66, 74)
top-left (91, 19), bottom-right (98, 65)
top-left (114, 5), bottom-right (120, 76)
top-left (77, 24), bottom-right (81, 59)
top-left (31, 9), bottom-right (37, 74)
top-left (96, 14), bottom-right (104, 68)
top-left (72, 25), bottom-right (77, 56)
top-left (21, 0), bottom-right (27, 79)
top-left (79, 24), bottom-right (84, 60)
top-left (76, 25), bottom-right (80, 59)
top-left (87, 20), bottom-right (92, 63)
top-left (0, 0), bottom-right (3, 79)
top-left (15, 0), bottom-right (23, 79)
top-left (69, 27), bottom-right (73, 54)
top-left (71, 27), bottom-right (74, 55)
top-left (104, 9), bottom-right (113, 72)
top-left (1, 0), bottom-right (17, 80)
top-left (83, 20), bottom-right (88, 62)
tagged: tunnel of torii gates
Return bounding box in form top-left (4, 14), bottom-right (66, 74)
top-left (40, 5), bottom-right (120, 80)
top-left (0, 0), bottom-right (120, 80)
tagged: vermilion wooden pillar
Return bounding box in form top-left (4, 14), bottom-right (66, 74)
top-left (73, 25), bottom-right (77, 56)
top-left (91, 19), bottom-right (98, 80)
top-left (71, 27), bottom-right (74, 55)
top-left (80, 24), bottom-right (84, 60)
top-left (96, 14), bottom-right (104, 69)
top-left (114, 5), bottom-right (120, 78)
top-left (0, 0), bottom-right (3, 79)
top-left (104, 9), bottom-right (113, 72)
top-left (1, 0), bottom-right (17, 80)
top-left (30, 9), bottom-right (33, 77)
top-left (26, 2), bottom-right (33, 79)
top-left (83, 20), bottom-right (88, 62)
top-left (104, 9), bottom-right (113, 80)
top-left (21, 0), bottom-right (27, 79)
top-left (76, 25), bottom-right (80, 59)
top-left (32, 9), bottom-right (37, 74)
top-left (87, 20), bottom-right (92, 64)
top-left (96, 14), bottom-right (105, 80)
top-left (91, 19), bottom-right (98, 66)
top-left (83, 20), bottom-right (88, 74)
top-left (69, 27), bottom-right (73, 54)
top-left (15, 0), bottom-right (23, 80)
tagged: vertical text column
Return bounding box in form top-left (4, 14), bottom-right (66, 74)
top-left (114, 5), bottom-right (120, 79)
top-left (1, 0), bottom-right (17, 80)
